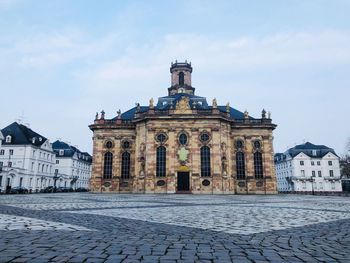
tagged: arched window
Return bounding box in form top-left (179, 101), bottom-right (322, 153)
top-left (201, 146), bottom-right (211, 177)
top-left (254, 152), bottom-right (264, 179)
top-left (236, 152), bottom-right (246, 180)
top-left (103, 152), bottom-right (113, 179)
top-left (121, 152), bottom-right (131, 179)
top-left (156, 146), bottom-right (166, 177)
top-left (179, 72), bottom-right (185, 85)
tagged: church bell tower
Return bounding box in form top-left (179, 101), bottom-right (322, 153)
top-left (168, 61), bottom-right (195, 95)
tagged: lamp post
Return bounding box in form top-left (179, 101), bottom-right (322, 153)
top-left (40, 175), bottom-right (45, 190)
top-left (310, 176), bottom-right (315, 195)
top-left (71, 176), bottom-right (79, 190)
top-left (53, 173), bottom-right (59, 192)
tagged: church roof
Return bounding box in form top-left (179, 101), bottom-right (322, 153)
top-left (1, 122), bottom-right (47, 146)
top-left (112, 93), bottom-right (250, 121)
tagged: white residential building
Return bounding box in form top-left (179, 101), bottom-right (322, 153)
top-left (275, 142), bottom-right (342, 193)
top-left (0, 131), bottom-right (4, 147)
top-left (52, 140), bottom-right (92, 190)
top-left (0, 122), bottom-right (56, 193)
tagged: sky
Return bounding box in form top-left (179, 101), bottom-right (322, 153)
top-left (0, 0), bottom-right (349, 155)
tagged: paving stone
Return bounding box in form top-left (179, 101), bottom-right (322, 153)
top-left (0, 193), bottom-right (350, 263)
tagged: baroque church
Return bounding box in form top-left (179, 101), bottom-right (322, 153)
top-left (89, 61), bottom-right (277, 194)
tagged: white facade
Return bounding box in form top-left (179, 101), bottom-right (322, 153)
top-left (0, 131), bottom-right (3, 148)
top-left (275, 144), bottom-right (342, 193)
top-left (53, 140), bottom-right (92, 190)
top-left (0, 140), bottom-right (56, 192)
top-left (55, 153), bottom-right (91, 189)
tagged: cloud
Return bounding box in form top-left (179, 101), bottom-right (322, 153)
top-left (1, 28), bottom-right (350, 153)
top-left (83, 30), bottom-right (350, 92)
top-left (6, 29), bottom-right (120, 69)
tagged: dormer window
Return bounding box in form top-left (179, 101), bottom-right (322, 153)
top-left (32, 138), bottom-right (36, 144)
top-left (312, 150), bottom-right (317, 156)
top-left (5, 135), bottom-right (12, 143)
top-left (59, 150), bottom-right (64, 156)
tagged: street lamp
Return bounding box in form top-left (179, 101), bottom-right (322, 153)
top-left (71, 176), bottom-right (79, 190)
top-left (40, 175), bottom-right (45, 190)
top-left (310, 176), bottom-right (315, 195)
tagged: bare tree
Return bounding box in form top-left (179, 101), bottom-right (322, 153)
top-left (341, 138), bottom-right (350, 177)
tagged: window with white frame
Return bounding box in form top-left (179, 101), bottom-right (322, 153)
top-left (5, 135), bottom-right (11, 143)
top-left (329, 170), bottom-right (334, 177)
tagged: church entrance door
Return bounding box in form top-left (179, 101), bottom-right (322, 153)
top-left (177, 172), bottom-right (190, 193)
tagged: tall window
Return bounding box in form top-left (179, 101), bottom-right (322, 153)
top-left (179, 72), bottom-right (185, 85)
top-left (236, 152), bottom-right (246, 180)
top-left (201, 146), bottom-right (211, 177)
top-left (121, 152), bottom-right (130, 179)
top-left (254, 152), bottom-right (263, 179)
top-left (156, 146), bottom-right (166, 177)
top-left (103, 152), bottom-right (113, 179)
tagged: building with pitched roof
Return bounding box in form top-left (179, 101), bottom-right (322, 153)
top-left (0, 131), bottom-right (3, 148)
top-left (52, 140), bottom-right (92, 189)
top-left (89, 61), bottom-right (278, 194)
top-left (275, 142), bottom-right (342, 193)
top-left (0, 122), bottom-right (56, 192)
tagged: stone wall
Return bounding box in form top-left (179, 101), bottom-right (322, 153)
top-left (90, 118), bottom-right (277, 194)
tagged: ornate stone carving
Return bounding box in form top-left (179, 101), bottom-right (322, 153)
top-left (177, 147), bottom-right (189, 164)
top-left (244, 110), bottom-right (249, 119)
top-left (212, 98), bottom-right (218, 108)
top-left (174, 96), bottom-right (191, 114)
top-left (149, 98), bottom-right (154, 109)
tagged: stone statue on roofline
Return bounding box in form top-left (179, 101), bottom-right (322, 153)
top-left (149, 98), bottom-right (154, 109)
top-left (244, 110), bottom-right (249, 119)
top-left (212, 98), bottom-right (218, 109)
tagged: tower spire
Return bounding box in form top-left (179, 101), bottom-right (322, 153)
top-left (168, 61), bottom-right (195, 96)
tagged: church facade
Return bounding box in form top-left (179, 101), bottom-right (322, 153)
top-left (89, 62), bottom-right (277, 194)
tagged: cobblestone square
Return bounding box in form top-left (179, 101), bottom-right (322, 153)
top-left (1, 194), bottom-right (350, 262)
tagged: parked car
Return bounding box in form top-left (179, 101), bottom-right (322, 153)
top-left (42, 186), bottom-right (54, 193)
top-left (9, 187), bottom-right (29, 194)
top-left (75, 188), bottom-right (88, 192)
top-left (56, 187), bottom-right (73, 193)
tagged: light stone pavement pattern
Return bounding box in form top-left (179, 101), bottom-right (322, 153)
top-left (0, 194), bottom-right (349, 263)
